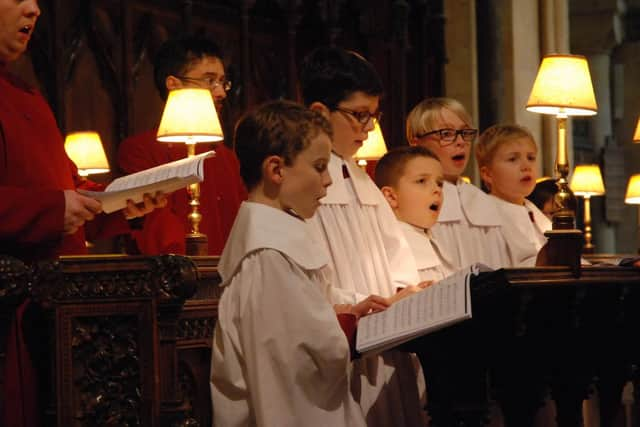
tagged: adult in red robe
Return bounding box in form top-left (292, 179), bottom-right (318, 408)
top-left (118, 36), bottom-right (246, 256)
top-left (0, 2), bottom-right (164, 425)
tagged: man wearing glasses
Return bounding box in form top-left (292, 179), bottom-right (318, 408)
top-left (118, 36), bottom-right (246, 256)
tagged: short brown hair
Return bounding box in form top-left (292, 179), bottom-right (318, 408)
top-left (234, 100), bottom-right (333, 191)
top-left (406, 98), bottom-right (473, 143)
top-left (375, 146), bottom-right (439, 189)
top-left (475, 124), bottom-right (536, 168)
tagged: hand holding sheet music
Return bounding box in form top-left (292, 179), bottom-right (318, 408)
top-left (356, 263), bottom-right (492, 356)
top-left (79, 150), bottom-right (214, 213)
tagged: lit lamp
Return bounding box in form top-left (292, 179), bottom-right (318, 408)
top-left (64, 131), bottom-right (110, 176)
top-left (526, 54), bottom-right (598, 229)
top-left (156, 88), bottom-right (223, 255)
top-left (569, 165), bottom-right (605, 253)
top-left (633, 117), bottom-right (640, 143)
top-left (354, 121), bottom-right (387, 168)
top-left (624, 174), bottom-right (640, 253)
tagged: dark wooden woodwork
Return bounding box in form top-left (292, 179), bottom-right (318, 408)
top-left (0, 254), bottom-right (220, 427)
top-left (3, 255), bottom-right (640, 426)
top-left (8, 0), bottom-right (445, 184)
top-left (410, 265), bottom-right (640, 427)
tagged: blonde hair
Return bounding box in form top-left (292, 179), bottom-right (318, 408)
top-left (405, 97), bottom-right (473, 143)
top-left (475, 124), bottom-right (537, 168)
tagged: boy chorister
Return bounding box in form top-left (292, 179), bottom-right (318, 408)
top-left (476, 124), bottom-right (552, 266)
top-left (302, 47), bottom-right (427, 427)
top-left (406, 98), bottom-right (512, 270)
top-left (376, 146), bottom-right (455, 281)
top-left (210, 100), bottom-right (389, 427)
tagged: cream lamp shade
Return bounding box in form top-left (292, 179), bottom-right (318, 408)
top-left (570, 165), bottom-right (605, 197)
top-left (625, 174), bottom-right (640, 204)
top-left (633, 117), bottom-right (640, 143)
top-left (526, 54), bottom-right (597, 116)
top-left (157, 88), bottom-right (223, 144)
top-left (64, 131), bottom-right (110, 176)
top-left (355, 121), bottom-right (387, 162)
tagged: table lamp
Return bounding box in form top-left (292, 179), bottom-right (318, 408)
top-left (625, 174), bottom-right (640, 254)
top-left (569, 164), bottom-right (605, 253)
top-left (633, 117), bottom-right (640, 143)
top-left (64, 131), bottom-right (110, 176)
top-left (156, 88), bottom-right (223, 256)
top-left (526, 54), bottom-right (598, 230)
top-left (355, 121), bottom-right (387, 168)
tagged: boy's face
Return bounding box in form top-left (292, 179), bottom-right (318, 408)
top-left (0, 0), bottom-right (39, 64)
top-left (280, 132), bottom-right (333, 219)
top-left (385, 156), bottom-right (444, 229)
top-left (414, 108), bottom-right (472, 182)
top-left (327, 91), bottom-right (379, 159)
top-left (480, 138), bottom-right (538, 205)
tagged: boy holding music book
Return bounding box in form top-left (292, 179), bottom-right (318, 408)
top-left (210, 100), bottom-right (392, 427)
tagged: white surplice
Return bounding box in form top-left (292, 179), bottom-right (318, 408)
top-left (309, 153), bottom-right (425, 427)
top-left (431, 180), bottom-right (512, 270)
top-left (489, 195), bottom-right (552, 267)
top-left (399, 221), bottom-right (455, 282)
top-left (211, 202), bottom-right (366, 427)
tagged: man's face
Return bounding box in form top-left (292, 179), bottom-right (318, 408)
top-left (0, 0), bottom-right (40, 64)
top-left (172, 56), bottom-right (228, 110)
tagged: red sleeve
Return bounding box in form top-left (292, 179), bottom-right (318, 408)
top-left (0, 121), bottom-right (66, 247)
top-left (129, 203), bottom-right (186, 254)
top-left (0, 186), bottom-right (65, 247)
top-left (336, 313), bottom-right (358, 360)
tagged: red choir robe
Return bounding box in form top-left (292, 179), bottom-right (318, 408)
top-left (118, 129), bottom-right (247, 255)
top-left (0, 66), bottom-right (131, 427)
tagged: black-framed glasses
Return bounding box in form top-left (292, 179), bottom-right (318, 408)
top-left (174, 75), bottom-right (232, 92)
top-left (334, 108), bottom-right (382, 126)
top-left (417, 128), bottom-right (478, 146)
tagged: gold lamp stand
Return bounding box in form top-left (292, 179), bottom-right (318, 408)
top-left (185, 143), bottom-right (208, 255)
top-left (526, 54), bottom-right (598, 274)
top-left (157, 88), bottom-right (224, 256)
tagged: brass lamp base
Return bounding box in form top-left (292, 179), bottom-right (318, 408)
top-left (536, 229), bottom-right (584, 277)
top-left (186, 233), bottom-right (208, 256)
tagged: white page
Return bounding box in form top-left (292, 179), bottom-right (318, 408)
top-left (356, 265), bottom-right (477, 354)
top-left (105, 150), bottom-right (214, 192)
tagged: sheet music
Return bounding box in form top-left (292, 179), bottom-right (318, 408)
top-left (78, 150), bottom-right (214, 213)
top-left (106, 150), bottom-right (213, 191)
top-left (356, 264), bottom-right (479, 355)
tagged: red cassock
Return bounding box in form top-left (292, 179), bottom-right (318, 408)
top-left (0, 67), bottom-right (130, 427)
top-left (118, 129), bottom-right (247, 256)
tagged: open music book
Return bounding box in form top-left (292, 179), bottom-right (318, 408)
top-left (79, 151), bottom-right (215, 213)
top-left (356, 263), bottom-right (492, 356)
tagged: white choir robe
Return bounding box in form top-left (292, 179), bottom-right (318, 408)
top-left (211, 202), bottom-right (366, 427)
top-left (399, 221), bottom-right (455, 282)
top-left (431, 180), bottom-right (512, 270)
top-left (489, 196), bottom-right (552, 267)
top-left (309, 153), bottom-right (426, 427)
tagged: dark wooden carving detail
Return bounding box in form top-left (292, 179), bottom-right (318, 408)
top-left (9, 0), bottom-right (445, 176)
top-left (71, 315), bottom-right (143, 426)
top-left (0, 254), bottom-right (218, 427)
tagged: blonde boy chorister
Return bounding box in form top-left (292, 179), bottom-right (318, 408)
top-left (407, 98), bottom-right (512, 270)
top-left (476, 124), bottom-right (552, 267)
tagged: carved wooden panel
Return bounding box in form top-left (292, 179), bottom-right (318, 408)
top-left (8, 0), bottom-right (444, 183)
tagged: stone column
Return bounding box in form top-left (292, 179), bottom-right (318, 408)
top-left (571, 0), bottom-right (625, 253)
top-left (444, 0), bottom-right (479, 181)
